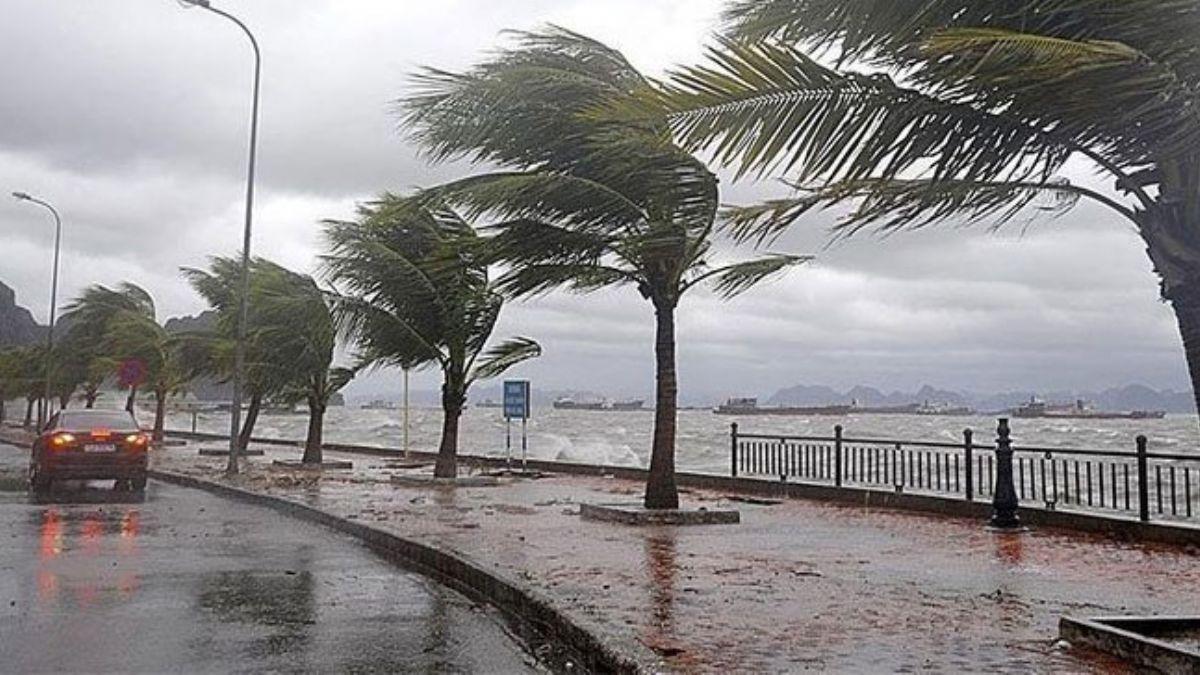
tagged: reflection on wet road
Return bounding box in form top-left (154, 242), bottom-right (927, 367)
top-left (0, 448), bottom-right (538, 673)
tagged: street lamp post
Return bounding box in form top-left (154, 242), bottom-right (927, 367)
top-left (177, 0), bottom-right (261, 474)
top-left (12, 192), bottom-right (62, 430)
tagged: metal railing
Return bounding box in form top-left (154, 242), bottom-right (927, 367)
top-left (731, 420), bottom-right (1200, 525)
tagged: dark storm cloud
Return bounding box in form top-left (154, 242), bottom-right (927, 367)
top-left (0, 0), bottom-right (1184, 401)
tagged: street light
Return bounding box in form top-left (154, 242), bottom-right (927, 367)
top-left (177, 0), bottom-right (261, 474)
top-left (11, 192), bottom-right (62, 429)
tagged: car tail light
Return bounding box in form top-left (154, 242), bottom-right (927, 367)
top-left (125, 433), bottom-right (149, 450)
top-left (91, 428), bottom-right (112, 440)
top-left (49, 433), bottom-right (76, 449)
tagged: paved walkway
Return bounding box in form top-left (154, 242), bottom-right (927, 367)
top-left (0, 442), bottom-right (540, 674)
top-left (135, 439), bottom-right (1200, 673)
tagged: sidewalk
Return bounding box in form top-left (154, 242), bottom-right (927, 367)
top-left (153, 439), bottom-right (1198, 672)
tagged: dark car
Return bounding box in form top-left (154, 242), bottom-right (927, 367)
top-left (30, 409), bottom-right (149, 493)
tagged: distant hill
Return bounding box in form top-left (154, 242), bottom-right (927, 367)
top-left (767, 382), bottom-right (1196, 413)
top-left (0, 280), bottom-right (45, 347)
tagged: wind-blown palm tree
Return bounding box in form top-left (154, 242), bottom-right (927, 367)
top-left (0, 347), bottom-right (32, 424)
top-left (400, 28), bottom-right (809, 508)
top-left (60, 283), bottom-right (188, 441)
top-left (323, 196), bottom-right (542, 479)
top-left (245, 260), bottom-right (356, 465)
top-left (182, 258), bottom-right (306, 452)
top-left (635, 0), bottom-right (1200, 417)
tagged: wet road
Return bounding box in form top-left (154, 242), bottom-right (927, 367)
top-left (0, 443), bottom-right (539, 674)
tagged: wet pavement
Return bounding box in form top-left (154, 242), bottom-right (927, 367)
top-left (0, 442), bottom-right (540, 674)
top-left (133, 438), bottom-right (1200, 674)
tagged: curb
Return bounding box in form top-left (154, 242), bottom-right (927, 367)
top-left (148, 469), bottom-right (657, 675)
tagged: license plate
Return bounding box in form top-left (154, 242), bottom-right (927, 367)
top-left (84, 444), bottom-right (116, 453)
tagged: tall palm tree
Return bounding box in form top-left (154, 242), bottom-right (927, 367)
top-left (323, 196), bottom-right (542, 478)
top-left (400, 28), bottom-right (809, 508)
top-left (60, 283), bottom-right (188, 441)
top-left (182, 258), bottom-right (304, 452)
top-left (635, 0), bottom-right (1200, 417)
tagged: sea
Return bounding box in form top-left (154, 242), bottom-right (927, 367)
top-left (164, 406), bottom-right (1200, 473)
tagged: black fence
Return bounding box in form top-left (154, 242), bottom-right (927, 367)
top-left (731, 420), bottom-right (1200, 525)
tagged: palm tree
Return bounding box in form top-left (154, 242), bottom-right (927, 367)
top-left (60, 283), bottom-right (188, 441)
top-left (243, 259), bottom-right (356, 465)
top-left (635, 0), bottom-right (1200, 417)
top-left (0, 347), bottom-right (30, 423)
top-left (400, 28), bottom-right (809, 508)
top-left (323, 196), bottom-right (542, 478)
top-left (182, 258), bottom-right (304, 452)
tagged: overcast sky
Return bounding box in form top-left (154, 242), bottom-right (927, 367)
top-left (0, 0), bottom-right (1185, 402)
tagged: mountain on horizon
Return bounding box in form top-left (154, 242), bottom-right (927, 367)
top-left (0, 280), bottom-right (45, 347)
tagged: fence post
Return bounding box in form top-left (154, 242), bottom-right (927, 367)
top-left (964, 428), bottom-right (974, 502)
top-left (730, 422), bottom-right (739, 478)
top-left (834, 424), bottom-right (843, 487)
top-left (989, 418), bottom-right (1021, 529)
top-left (1136, 435), bottom-right (1149, 523)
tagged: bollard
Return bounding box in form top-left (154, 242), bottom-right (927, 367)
top-left (989, 418), bottom-right (1021, 529)
top-left (964, 428), bottom-right (974, 502)
top-left (1136, 435), bottom-right (1149, 523)
top-left (834, 424), bottom-right (843, 487)
top-left (730, 422), bottom-right (739, 478)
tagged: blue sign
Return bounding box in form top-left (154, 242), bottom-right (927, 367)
top-left (503, 380), bottom-right (530, 419)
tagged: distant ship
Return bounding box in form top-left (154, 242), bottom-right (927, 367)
top-left (610, 399), bottom-right (646, 411)
top-left (713, 397), bottom-right (853, 416)
top-left (360, 400), bottom-right (397, 411)
top-left (713, 397), bottom-right (974, 417)
top-left (1012, 398), bottom-right (1165, 420)
top-left (553, 397), bottom-right (607, 411)
top-left (552, 397), bottom-right (646, 411)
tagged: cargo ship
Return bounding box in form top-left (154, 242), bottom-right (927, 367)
top-left (713, 398), bottom-right (853, 416)
top-left (1012, 398), bottom-right (1165, 420)
top-left (553, 397), bottom-right (647, 411)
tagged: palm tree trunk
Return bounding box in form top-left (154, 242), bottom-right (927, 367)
top-left (238, 392), bottom-right (262, 452)
top-left (59, 394), bottom-right (70, 410)
top-left (125, 386), bottom-right (137, 413)
top-left (24, 398), bottom-right (34, 428)
top-left (152, 387), bottom-right (167, 443)
top-left (302, 395), bottom-right (325, 464)
top-left (85, 388), bottom-right (98, 409)
top-left (645, 301), bottom-right (680, 509)
top-left (434, 375), bottom-right (465, 479)
top-left (1169, 284), bottom-right (1200, 418)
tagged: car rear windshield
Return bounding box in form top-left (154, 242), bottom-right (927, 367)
top-left (59, 411), bottom-right (138, 430)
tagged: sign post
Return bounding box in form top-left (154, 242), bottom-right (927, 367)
top-left (503, 380), bottom-right (531, 471)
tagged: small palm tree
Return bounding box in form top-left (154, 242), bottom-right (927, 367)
top-left (323, 196), bottom-right (542, 478)
top-left (61, 283), bottom-right (188, 441)
top-left (637, 0), bottom-right (1200, 417)
top-left (400, 28), bottom-right (808, 508)
top-left (182, 258), bottom-right (306, 451)
top-left (243, 259), bottom-right (356, 465)
top-left (0, 347), bottom-right (31, 423)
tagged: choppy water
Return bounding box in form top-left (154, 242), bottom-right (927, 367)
top-left (165, 406), bottom-right (1200, 474)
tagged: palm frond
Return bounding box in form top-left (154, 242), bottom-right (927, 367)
top-left (469, 337), bottom-right (542, 382)
top-left (420, 171), bottom-right (647, 234)
top-left (723, 177), bottom-right (1086, 244)
top-left (688, 254), bottom-right (811, 299)
top-left (494, 263), bottom-right (639, 298)
top-left (643, 38), bottom-right (1068, 184)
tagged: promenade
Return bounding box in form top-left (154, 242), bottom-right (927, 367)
top-left (147, 438), bottom-right (1198, 673)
